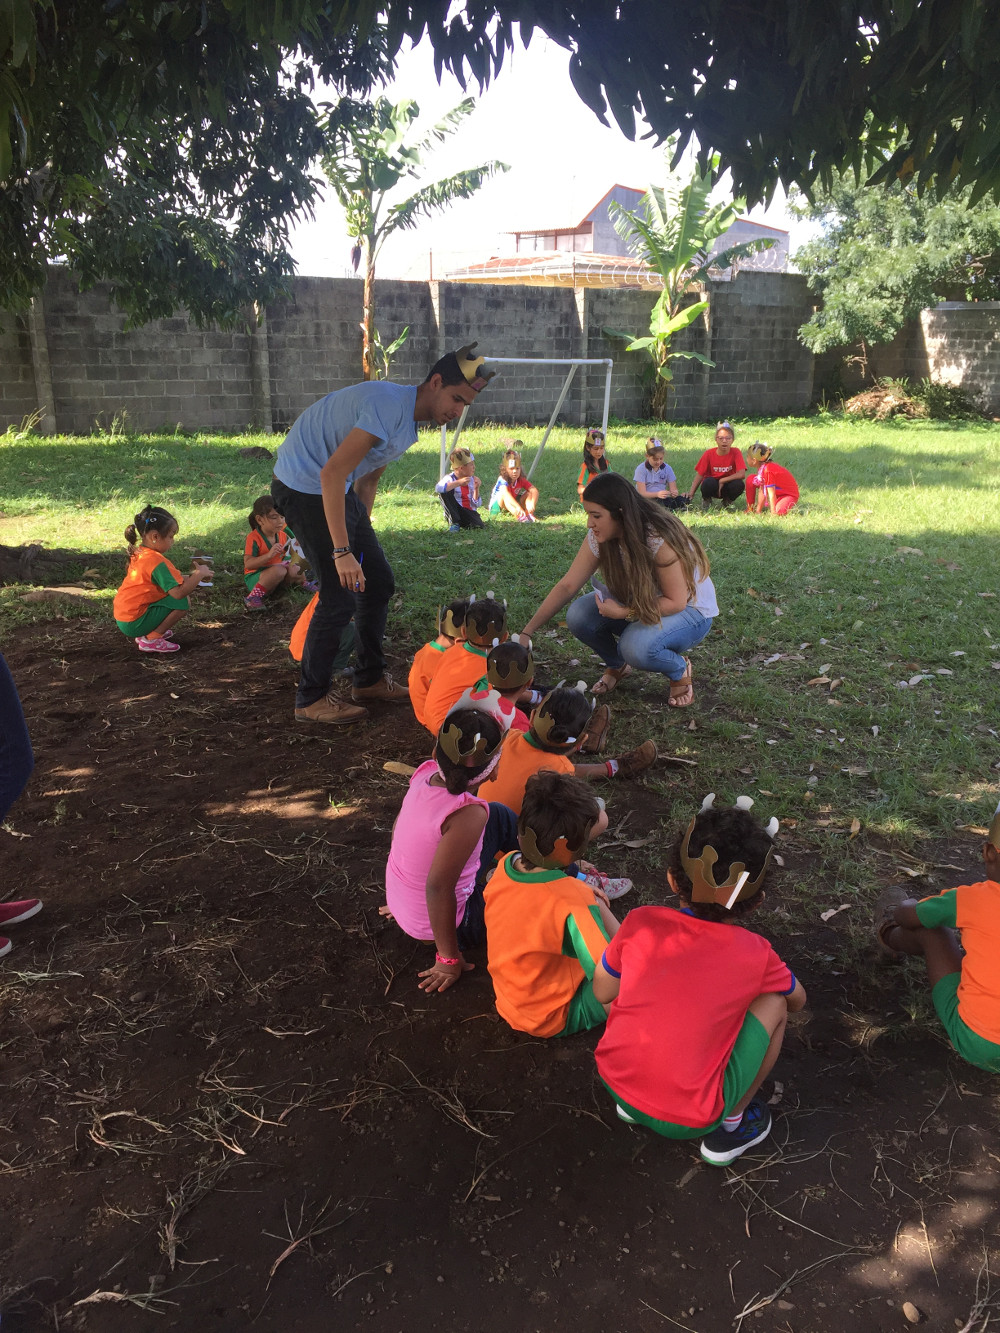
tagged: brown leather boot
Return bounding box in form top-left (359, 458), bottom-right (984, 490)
top-left (616, 740), bottom-right (657, 779)
top-left (352, 672), bottom-right (411, 704)
top-left (295, 695), bottom-right (368, 725)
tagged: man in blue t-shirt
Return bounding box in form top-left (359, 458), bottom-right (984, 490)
top-left (271, 344), bottom-right (494, 725)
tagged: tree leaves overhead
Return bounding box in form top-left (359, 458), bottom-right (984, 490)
top-left (792, 174), bottom-right (1000, 353)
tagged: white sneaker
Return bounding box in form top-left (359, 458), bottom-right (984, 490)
top-left (582, 870), bottom-right (633, 899)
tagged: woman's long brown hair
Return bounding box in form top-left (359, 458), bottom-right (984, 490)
top-left (581, 473), bottom-right (710, 625)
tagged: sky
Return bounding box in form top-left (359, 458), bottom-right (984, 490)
top-left (288, 34), bottom-right (806, 282)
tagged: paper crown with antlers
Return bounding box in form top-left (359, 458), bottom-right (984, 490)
top-left (520, 795), bottom-right (606, 870)
top-left (747, 440), bottom-right (773, 463)
top-left (487, 643), bottom-right (535, 692)
top-left (436, 687), bottom-right (514, 768)
top-left (530, 681), bottom-right (592, 753)
top-left (680, 793), bottom-right (779, 910)
top-left (464, 596), bottom-right (508, 648)
top-left (437, 593), bottom-right (474, 640)
top-left (455, 342), bottom-right (496, 392)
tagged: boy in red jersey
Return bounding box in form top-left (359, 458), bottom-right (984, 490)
top-left (593, 794), bottom-right (806, 1165)
top-left (745, 441), bottom-right (800, 516)
top-left (877, 801), bottom-right (1000, 1073)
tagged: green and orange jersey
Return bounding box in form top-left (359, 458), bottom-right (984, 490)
top-left (113, 547), bottom-right (185, 622)
top-left (484, 853), bottom-right (611, 1037)
top-left (477, 729), bottom-right (575, 815)
top-left (244, 526), bottom-right (291, 574)
top-left (422, 641), bottom-right (490, 735)
top-left (916, 880), bottom-right (1000, 1043)
top-left (408, 639), bottom-right (450, 727)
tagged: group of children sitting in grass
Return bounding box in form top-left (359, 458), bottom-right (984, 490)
top-left (437, 423), bottom-right (802, 533)
top-left (390, 592), bottom-right (1000, 1165)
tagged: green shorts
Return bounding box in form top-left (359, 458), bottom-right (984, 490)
top-left (116, 597), bottom-right (190, 639)
top-left (602, 1011), bottom-right (771, 1139)
top-left (932, 973), bottom-right (1000, 1073)
top-left (559, 978), bottom-right (608, 1036)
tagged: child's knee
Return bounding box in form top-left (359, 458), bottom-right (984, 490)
top-left (748, 991), bottom-right (788, 1036)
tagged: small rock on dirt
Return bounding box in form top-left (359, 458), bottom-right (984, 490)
top-left (902, 1300), bottom-right (923, 1323)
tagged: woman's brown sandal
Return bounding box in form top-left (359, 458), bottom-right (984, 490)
top-left (668, 658), bottom-right (694, 707)
top-left (592, 664), bottom-right (631, 697)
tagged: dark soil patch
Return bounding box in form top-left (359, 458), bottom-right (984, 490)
top-left (1, 607), bottom-right (997, 1332)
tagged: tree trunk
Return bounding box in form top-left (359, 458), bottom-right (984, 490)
top-left (362, 236), bottom-right (376, 381)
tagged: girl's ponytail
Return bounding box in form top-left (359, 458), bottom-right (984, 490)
top-left (127, 504), bottom-right (176, 551)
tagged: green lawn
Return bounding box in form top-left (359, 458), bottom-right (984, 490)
top-left (2, 414), bottom-right (998, 962)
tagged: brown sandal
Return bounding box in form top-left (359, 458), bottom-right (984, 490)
top-left (668, 658), bottom-right (694, 707)
top-left (592, 664), bottom-right (631, 697)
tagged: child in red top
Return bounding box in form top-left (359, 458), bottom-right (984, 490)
top-left (409, 597), bottom-right (471, 728)
top-left (593, 794), bottom-right (806, 1165)
top-left (483, 640), bottom-right (539, 731)
top-left (113, 505), bottom-right (212, 654)
top-left (686, 421), bottom-right (746, 508)
top-left (745, 442), bottom-right (799, 516)
top-left (490, 444), bottom-right (539, 522)
top-left (577, 427), bottom-right (610, 500)
top-left (484, 771), bottom-right (622, 1037)
top-left (877, 802), bottom-right (1000, 1073)
top-left (243, 494), bottom-right (315, 611)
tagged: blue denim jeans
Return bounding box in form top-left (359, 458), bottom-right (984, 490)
top-left (565, 594), bottom-right (713, 683)
top-left (0, 651), bottom-right (33, 822)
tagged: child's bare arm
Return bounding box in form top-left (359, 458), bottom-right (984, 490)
top-left (785, 978), bottom-right (807, 1012)
top-left (591, 955), bottom-right (620, 1005)
top-left (418, 805), bottom-right (488, 994)
top-left (596, 900), bottom-right (621, 938)
top-left (572, 761), bottom-right (612, 781)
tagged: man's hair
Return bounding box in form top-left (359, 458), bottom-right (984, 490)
top-left (519, 771), bottom-right (600, 864)
top-left (667, 806), bottom-right (775, 922)
top-left (425, 351), bottom-right (468, 387)
top-left (530, 687), bottom-right (591, 751)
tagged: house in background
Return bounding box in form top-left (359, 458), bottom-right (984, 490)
top-left (445, 184), bottom-right (789, 288)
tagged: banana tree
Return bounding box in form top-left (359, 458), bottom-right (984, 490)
top-left (321, 95), bottom-right (508, 379)
top-left (604, 156), bottom-right (774, 415)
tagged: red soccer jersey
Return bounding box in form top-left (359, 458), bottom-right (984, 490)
top-left (694, 447), bottom-right (744, 479)
top-left (595, 906), bottom-right (794, 1128)
top-left (754, 461), bottom-right (799, 502)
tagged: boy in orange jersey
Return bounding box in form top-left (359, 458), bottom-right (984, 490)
top-left (478, 685), bottom-right (656, 816)
top-left (877, 800), bottom-right (1000, 1073)
top-left (409, 598), bottom-right (471, 728)
top-left (484, 771), bottom-right (622, 1037)
top-left (422, 597), bottom-right (508, 735)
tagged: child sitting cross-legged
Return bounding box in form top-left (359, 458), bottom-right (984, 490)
top-left (381, 688), bottom-right (520, 995)
top-left (484, 771), bottom-right (623, 1038)
top-left (422, 597), bottom-right (508, 736)
top-left (478, 684), bottom-right (656, 816)
top-left (483, 641), bottom-right (545, 732)
top-left (593, 794), bottom-right (806, 1166)
top-left (409, 597), bottom-right (471, 728)
top-left (876, 800), bottom-right (1000, 1073)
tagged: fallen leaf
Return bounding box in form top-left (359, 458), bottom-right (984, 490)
top-left (687, 719), bottom-right (697, 731)
top-left (850, 817), bottom-right (861, 837)
top-left (896, 866), bottom-right (924, 878)
top-left (895, 546), bottom-right (924, 556)
top-left (746, 587), bottom-right (759, 597)
top-left (820, 903), bottom-right (851, 922)
top-left (872, 725), bottom-right (880, 737)
top-left (935, 668), bottom-right (953, 675)
top-left (807, 676), bottom-right (831, 686)
top-left (169, 692), bottom-right (180, 700)
top-left (773, 606), bottom-right (784, 616)
top-left (773, 854), bottom-right (785, 866)
top-left (767, 1081), bottom-right (784, 1106)
top-left (908, 674), bottom-right (925, 686)
top-left (829, 678), bottom-right (843, 690)
top-left (950, 650), bottom-right (966, 656)
top-left (979, 591), bottom-right (997, 598)
top-left (842, 766), bottom-right (871, 777)
top-left (992, 662), bottom-right (1000, 671)
top-left (622, 836), bottom-right (655, 848)
top-left (902, 1301), bottom-right (922, 1324)
top-left (818, 663), bottom-right (831, 674)
top-left (758, 789), bottom-right (775, 796)
top-left (956, 823), bottom-right (988, 835)
top-left (383, 761), bottom-right (417, 777)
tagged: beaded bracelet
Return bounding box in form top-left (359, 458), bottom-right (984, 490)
top-left (435, 952), bottom-right (461, 966)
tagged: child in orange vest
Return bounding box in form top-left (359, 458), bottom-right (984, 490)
top-left (423, 598), bottom-right (509, 735)
top-left (113, 505), bottom-right (212, 654)
top-left (409, 598), bottom-right (472, 728)
top-left (243, 494), bottom-right (316, 611)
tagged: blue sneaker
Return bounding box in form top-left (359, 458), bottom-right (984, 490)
top-left (446, 524), bottom-right (461, 534)
top-left (699, 1100), bottom-right (772, 1166)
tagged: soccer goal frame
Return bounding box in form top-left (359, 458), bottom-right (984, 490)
top-left (439, 356), bottom-right (613, 480)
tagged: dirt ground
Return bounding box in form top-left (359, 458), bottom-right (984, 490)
top-left (1, 604), bottom-right (998, 1333)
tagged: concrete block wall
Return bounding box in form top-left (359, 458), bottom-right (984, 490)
top-left (703, 272), bottom-right (815, 417)
top-left (0, 311), bottom-right (36, 425)
top-left (920, 303), bottom-right (1000, 413)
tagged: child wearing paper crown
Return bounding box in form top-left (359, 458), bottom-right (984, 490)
top-left (484, 771), bottom-right (623, 1037)
top-left (490, 443), bottom-right (539, 522)
top-left (478, 684), bottom-right (657, 817)
top-left (876, 800), bottom-right (1000, 1073)
top-left (422, 597), bottom-right (509, 735)
top-left (577, 427), bottom-right (610, 500)
top-left (483, 641), bottom-right (543, 732)
top-left (593, 795), bottom-right (806, 1166)
top-left (744, 441), bottom-right (799, 516)
top-left (380, 688), bottom-right (521, 995)
top-left (409, 597), bottom-right (471, 728)
top-left (435, 446), bottom-right (484, 531)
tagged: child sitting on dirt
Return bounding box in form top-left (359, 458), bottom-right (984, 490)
top-left (409, 598), bottom-right (471, 729)
top-left (744, 442), bottom-right (800, 516)
top-left (876, 801), bottom-right (1000, 1073)
top-left (243, 494), bottom-right (316, 611)
top-left (577, 427), bottom-right (610, 500)
top-left (482, 641), bottom-right (546, 732)
top-left (593, 794), bottom-right (806, 1165)
top-left (113, 505), bottom-right (213, 654)
top-left (435, 447), bottom-right (484, 531)
top-left (478, 684), bottom-right (657, 818)
top-left (422, 597), bottom-right (508, 735)
top-left (484, 771), bottom-right (622, 1037)
top-left (489, 444), bottom-right (539, 522)
top-left (380, 689), bottom-right (519, 994)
